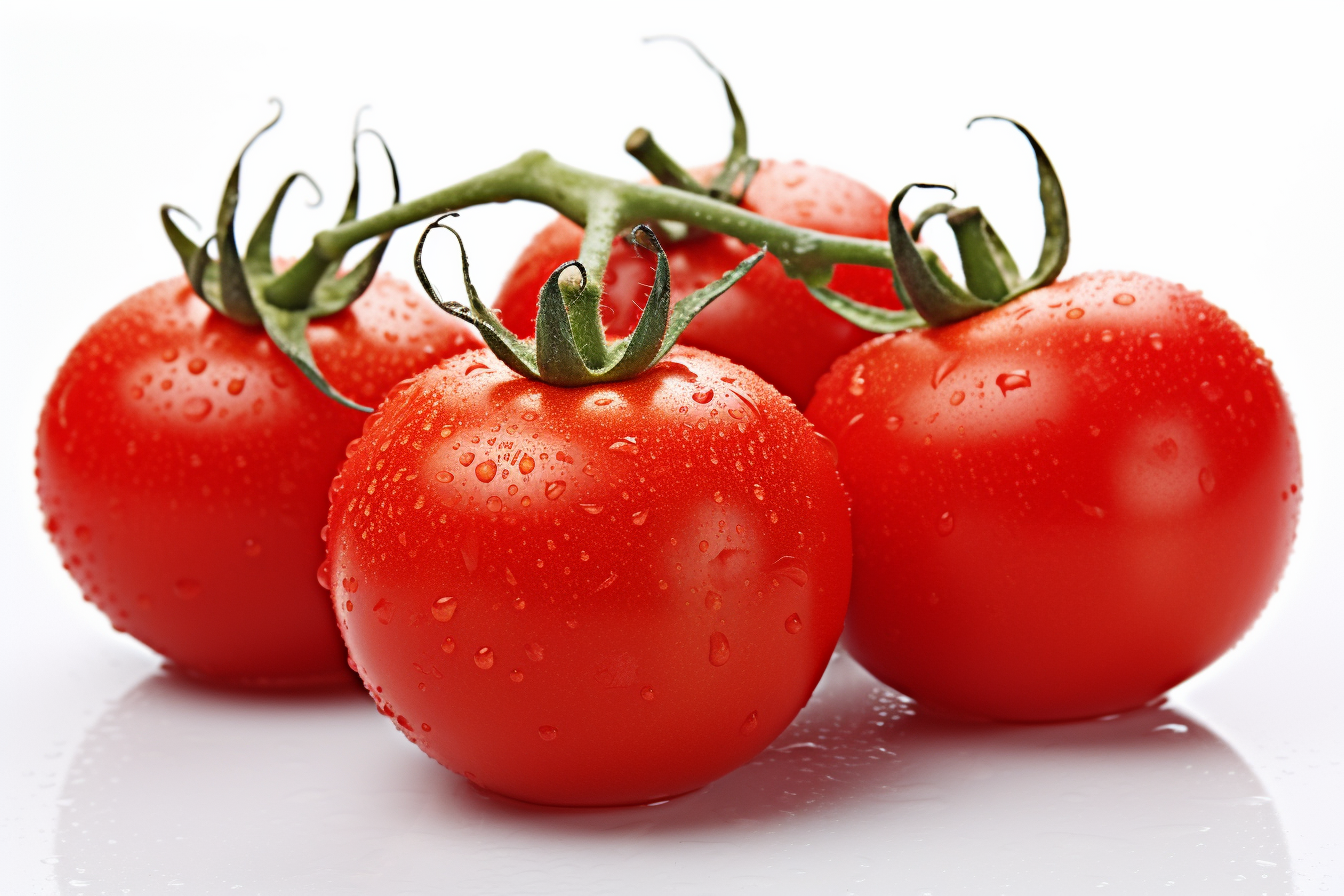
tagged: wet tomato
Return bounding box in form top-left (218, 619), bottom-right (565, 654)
top-left (494, 160), bottom-right (904, 408)
top-left (37, 273), bottom-right (481, 686)
top-left (807, 271), bottom-right (1302, 721)
top-left (326, 346), bottom-right (851, 805)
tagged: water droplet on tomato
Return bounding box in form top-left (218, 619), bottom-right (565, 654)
top-left (486, 495), bottom-right (503, 512)
top-left (996, 371), bottom-right (1031, 395)
top-left (641, 687), bottom-right (655, 701)
top-left (1066, 307), bottom-right (1085, 319)
top-left (538, 725), bottom-right (558, 741)
top-left (814, 431), bottom-right (839, 466)
top-left (949, 390), bottom-right (965, 406)
top-left (345, 599), bottom-right (354, 612)
top-left (441, 637), bottom-right (455, 654)
top-left (519, 454), bottom-right (535, 474)
top-left (1199, 467), bottom-right (1216, 494)
top-left (510, 669), bottom-right (524, 682)
top-left (475, 460), bottom-right (497, 482)
top-left (459, 452), bottom-right (475, 466)
top-left (709, 632), bottom-right (731, 666)
top-left (431, 597), bottom-right (458, 622)
top-left (345, 438), bottom-right (362, 459)
top-left (631, 510), bottom-right (649, 526)
top-left (577, 503), bottom-right (603, 515)
top-left (513, 597), bottom-right (526, 610)
top-left (1149, 333), bottom-right (1164, 351)
top-left (545, 481), bottom-right (567, 500)
top-left (753, 484), bottom-right (766, 501)
top-left (182, 397), bottom-right (212, 421)
top-left (936, 511), bottom-right (955, 536)
top-left (316, 561), bottom-right (331, 590)
top-left (740, 711), bottom-right (759, 735)
top-left (226, 377), bottom-right (245, 395)
top-left (609, 437), bottom-right (638, 454)
top-left (525, 642), bottom-right (544, 662)
top-left (932, 354), bottom-right (961, 388)
top-left (464, 362), bottom-right (488, 375)
top-left (373, 598), bottom-right (394, 624)
top-left (474, 647), bottom-right (494, 669)
top-left (173, 578), bottom-right (201, 599)
top-left (522, 410), bottom-right (539, 421)
top-left (1113, 293), bottom-right (1136, 306)
top-left (848, 364), bottom-right (866, 396)
top-left (772, 558), bottom-right (808, 586)
top-left (785, 613), bottom-right (803, 634)
top-left (705, 590), bottom-right (723, 611)
top-left (435, 470), bottom-right (454, 484)
top-left (342, 576), bottom-right (359, 593)
top-left (728, 408), bottom-right (745, 420)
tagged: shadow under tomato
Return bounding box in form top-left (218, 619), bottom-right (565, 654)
top-left (52, 653), bottom-right (1290, 896)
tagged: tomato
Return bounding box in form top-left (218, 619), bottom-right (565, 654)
top-left (494, 160), bottom-right (905, 408)
top-left (326, 345), bottom-right (851, 805)
top-left (37, 273), bottom-right (482, 686)
top-left (806, 271), bottom-right (1302, 721)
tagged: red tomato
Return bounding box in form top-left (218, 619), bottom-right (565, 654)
top-left (326, 346), bottom-right (851, 805)
top-left (807, 271), bottom-right (1302, 721)
top-left (37, 273), bottom-right (481, 686)
top-left (494, 160), bottom-right (904, 408)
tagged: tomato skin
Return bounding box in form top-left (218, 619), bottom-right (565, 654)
top-left (494, 160), bottom-right (904, 408)
top-left (37, 274), bottom-right (482, 686)
top-left (806, 271), bottom-right (1302, 721)
top-left (327, 346), bottom-right (851, 805)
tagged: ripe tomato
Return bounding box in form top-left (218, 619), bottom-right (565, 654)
top-left (37, 273), bottom-right (481, 686)
top-left (807, 271), bottom-right (1302, 721)
top-left (326, 345), bottom-right (851, 805)
top-left (493, 160), bottom-right (904, 408)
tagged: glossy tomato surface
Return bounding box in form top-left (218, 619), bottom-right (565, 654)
top-left (327, 346), bottom-right (851, 805)
top-left (807, 271), bottom-right (1302, 721)
top-left (37, 274), bottom-right (481, 686)
top-left (494, 160), bottom-right (904, 408)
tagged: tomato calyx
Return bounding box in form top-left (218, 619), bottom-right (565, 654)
top-left (414, 217), bottom-right (764, 386)
top-left (160, 101), bottom-right (402, 411)
top-left (807, 117), bottom-right (1071, 331)
top-left (624, 37), bottom-right (759, 212)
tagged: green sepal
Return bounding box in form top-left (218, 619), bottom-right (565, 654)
top-left (211, 104), bottom-right (283, 325)
top-left (413, 215), bottom-right (539, 381)
top-left (160, 207), bottom-right (229, 319)
top-left (888, 184), bottom-right (1000, 326)
top-left (806, 285), bottom-right (926, 334)
top-left (967, 117), bottom-right (1069, 300)
top-left (653, 246), bottom-right (766, 363)
top-left (244, 172), bottom-right (320, 280)
top-left (252, 300), bottom-right (371, 412)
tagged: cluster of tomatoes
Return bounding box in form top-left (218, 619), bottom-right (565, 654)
top-left (37, 101), bottom-right (1301, 808)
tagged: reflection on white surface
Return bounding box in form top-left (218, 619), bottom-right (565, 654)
top-left (53, 653), bottom-right (1289, 895)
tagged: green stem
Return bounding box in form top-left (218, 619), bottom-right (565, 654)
top-left (571, 191), bottom-right (623, 368)
top-left (269, 151), bottom-right (893, 308)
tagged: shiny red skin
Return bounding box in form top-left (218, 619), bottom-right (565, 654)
top-left (807, 271), bottom-right (1302, 721)
top-left (37, 274), bottom-right (481, 686)
top-left (327, 346), bottom-right (851, 805)
top-left (494, 160), bottom-right (904, 408)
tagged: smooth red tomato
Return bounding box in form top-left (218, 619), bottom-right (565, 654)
top-left (37, 273), bottom-right (481, 686)
top-left (807, 271), bottom-right (1302, 721)
top-left (326, 346), bottom-right (851, 805)
top-left (494, 160), bottom-right (904, 408)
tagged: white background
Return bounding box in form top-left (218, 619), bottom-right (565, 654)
top-left (2, 1), bottom-right (1341, 893)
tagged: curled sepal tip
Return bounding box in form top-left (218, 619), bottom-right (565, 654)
top-left (415, 221), bottom-right (763, 387)
top-left (888, 184), bottom-right (999, 326)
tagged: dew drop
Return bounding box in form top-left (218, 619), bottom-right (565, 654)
top-left (579, 503), bottom-right (604, 515)
top-left (773, 558), bottom-right (808, 586)
top-left (936, 511), bottom-right (955, 536)
top-left (1199, 467), bottom-right (1216, 494)
top-left (342, 576), bottom-right (359, 593)
top-left (464, 362), bottom-right (489, 375)
top-left (1199, 382), bottom-right (1223, 402)
top-left (1066, 307), bottom-right (1085, 319)
top-left (431, 597), bottom-right (458, 622)
top-left (709, 632), bottom-right (731, 666)
top-left (949, 390), bottom-right (965, 406)
top-left (130, 385), bottom-right (144, 399)
top-left (692, 388), bottom-right (714, 404)
top-left (545, 481), bottom-right (567, 500)
top-left (486, 495), bottom-right (503, 512)
top-left (435, 470), bottom-right (454, 483)
top-left (182, 397), bottom-right (213, 421)
top-left (525, 642), bottom-right (544, 662)
top-left (345, 438), bottom-right (362, 459)
top-left (705, 590), bottom-right (723, 611)
top-left (373, 598), bottom-right (394, 625)
top-left (474, 647), bottom-right (495, 670)
top-left (729, 408), bottom-right (745, 419)
top-left (631, 509), bottom-right (649, 526)
top-left (316, 561), bottom-right (332, 590)
top-left (510, 669), bottom-right (524, 683)
top-left (441, 637), bottom-right (456, 654)
top-left (641, 687), bottom-right (655, 701)
top-left (848, 364), bottom-right (866, 396)
top-left (345, 600), bottom-right (354, 612)
top-left (187, 358), bottom-right (207, 374)
top-left (753, 484), bottom-right (766, 501)
top-left (608, 437), bottom-right (638, 454)
top-left (595, 398), bottom-right (613, 406)
top-left (475, 460), bottom-right (497, 482)
top-left (814, 431), bottom-right (839, 466)
top-left (538, 725), bottom-right (558, 741)
top-left (1149, 333), bottom-right (1164, 351)
top-left (459, 452), bottom-right (475, 466)
top-left (785, 613), bottom-right (803, 634)
top-left (995, 371), bottom-right (1031, 395)
top-left (519, 454), bottom-right (535, 474)
top-left (1113, 293), bottom-right (1136, 306)
top-left (513, 597), bottom-right (526, 610)
top-left (932, 354), bottom-right (962, 388)
top-left (162, 347), bottom-right (179, 362)
top-left (522, 411), bottom-right (539, 421)
top-left (740, 711), bottom-right (759, 735)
